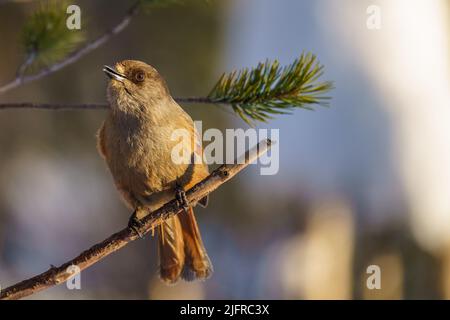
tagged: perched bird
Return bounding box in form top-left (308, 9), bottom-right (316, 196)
top-left (98, 60), bottom-right (212, 283)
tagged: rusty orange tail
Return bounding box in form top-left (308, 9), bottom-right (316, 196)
top-left (158, 208), bottom-right (212, 283)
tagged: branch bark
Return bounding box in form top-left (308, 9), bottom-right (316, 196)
top-left (0, 98), bottom-right (218, 110)
top-left (0, 1), bottom-right (141, 95)
top-left (0, 102), bottom-right (109, 110)
top-left (0, 139), bottom-right (272, 300)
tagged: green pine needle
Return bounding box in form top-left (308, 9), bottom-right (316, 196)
top-left (208, 53), bottom-right (333, 125)
top-left (21, 1), bottom-right (85, 71)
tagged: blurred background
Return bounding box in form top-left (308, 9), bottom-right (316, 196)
top-left (0, 0), bottom-right (449, 299)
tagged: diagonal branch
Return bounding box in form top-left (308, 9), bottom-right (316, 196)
top-left (0, 139), bottom-right (272, 300)
top-left (0, 1), bottom-right (141, 95)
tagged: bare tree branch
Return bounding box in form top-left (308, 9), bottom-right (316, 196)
top-left (0, 139), bottom-right (272, 300)
top-left (0, 102), bottom-right (109, 110)
top-left (0, 98), bottom-right (218, 110)
top-left (0, 1), bottom-right (141, 95)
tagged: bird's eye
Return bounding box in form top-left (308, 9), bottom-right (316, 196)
top-left (134, 71), bottom-right (145, 82)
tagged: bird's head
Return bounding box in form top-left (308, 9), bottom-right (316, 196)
top-left (103, 60), bottom-right (171, 113)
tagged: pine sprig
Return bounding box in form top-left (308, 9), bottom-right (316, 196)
top-left (21, 1), bottom-right (85, 71)
top-left (208, 53), bottom-right (333, 125)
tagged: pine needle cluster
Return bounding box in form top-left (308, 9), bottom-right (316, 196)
top-left (208, 53), bottom-right (333, 124)
top-left (21, 1), bottom-right (84, 71)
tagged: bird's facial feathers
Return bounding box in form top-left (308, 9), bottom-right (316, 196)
top-left (104, 60), bottom-right (170, 113)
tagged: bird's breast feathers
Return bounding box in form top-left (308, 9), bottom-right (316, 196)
top-left (101, 116), bottom-right (198, 194)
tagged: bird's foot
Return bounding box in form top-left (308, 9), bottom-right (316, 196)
top-left (128, 210), bottom-right (144, 238)
top-left (175, 183), bottom-right (190, 212)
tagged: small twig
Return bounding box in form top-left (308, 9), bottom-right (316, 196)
top-left (0, 1), bottom-right (141, 95)
top-left (176, 97), bottom-right (215, 104)
top-left (16, 52), bottom-right (36, 78)
top-left (0, 102), bottom-right (110, 110)
top-left (0, 139), bottom-right (272, 300)
top-left (0, 98), bottom-right (217, 110)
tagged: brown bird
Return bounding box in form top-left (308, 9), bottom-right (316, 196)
top-left (98, 60), bottom-right (212, 283)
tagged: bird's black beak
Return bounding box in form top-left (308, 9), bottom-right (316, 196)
top-left (103, 65), bottom-right (126, 82)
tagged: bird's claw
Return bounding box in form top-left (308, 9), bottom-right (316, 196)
top-left (175, 183), bottom-right (190, 212)
top-left (128, 211), bottom-right (144, 238)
